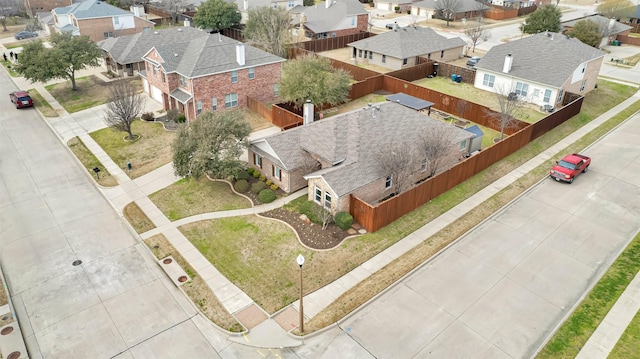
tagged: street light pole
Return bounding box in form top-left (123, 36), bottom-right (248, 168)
top-left (297, 254), bottom-right (305, 334)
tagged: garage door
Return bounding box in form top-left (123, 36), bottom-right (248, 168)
top-left (150, 85), bottom-right (163, 105)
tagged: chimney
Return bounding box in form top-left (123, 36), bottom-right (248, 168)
top-left (244, 0), bottom-right (248, 11)
top-left (303, 100), bottom-right (314, 125)
top-left (502, 53), bottom-right (512, 73)
top-left (131, 5), bottom-right (139, 16)
top-left (236, 42), bottom-right (245, 66)
top-left (609, 17), bottom-right (616, 30)
top-left (325, 0), bottom-right (330, 8)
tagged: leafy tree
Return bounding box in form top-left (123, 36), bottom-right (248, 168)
top-left (567, 19), bottom-right (602, 47)
top-left (521, 5), bottom-right (562, 34)
top-left (245, 6), bottom-right (291, 58)
top-left (103, 80), bottom-right (146, 140)
top-left (279, 54), bottom-right (352, 109)
top-left (193, 0), bottom-right (241, 31)
top-left (464, 17), bottom-right (491, 53)
top-left (436, 0), bottom-right (460, 27)
top-left (15, 32), bottom-right (101, 90)
top-left (597, 0), bottom-right (634, 20)
top-left (172, 110), bottom-right (251, 180)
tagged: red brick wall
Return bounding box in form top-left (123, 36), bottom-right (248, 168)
top-left (77, 16), bottom-right (153, 43)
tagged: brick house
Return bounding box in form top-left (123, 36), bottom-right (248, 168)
top-left (140, 34), bottom-right (285, 121)
top-left (473, 32), bottom-right (605, 109)
top-left (51, 0), bottom-right (154, 43)
top-left (248, 102), bottom-right (473, 214)
top-left (98, 26), bottom-right (209, 78)
top-left (348, 26), bottom-right (466, 70)
top-left (290, 0), bottom-right (368, 40)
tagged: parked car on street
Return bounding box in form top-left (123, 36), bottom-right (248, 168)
top-left (14, 31), bottom-right (38, 40)
top-left (9, 90), bottom-right (33, 109)
top-left (550, 153), bottom-right (591, 183)
top-left (466, 56), bottom-right (481, 68)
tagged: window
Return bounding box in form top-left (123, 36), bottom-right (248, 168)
top-left (288, 0), bottom-right (294, 6)
top-left (272, 165), bottom-right (281, 180)
top-left (324, 192), bottom-right (332, 209)
top-left (382, 54), bottom-right (386, 63)
top-left (248, 67), bottom-right (255, 79)
top-left (440, 50), bottom-right (444, 58)
top-left (351, 16), bottom-right (355, 26)
top-left (543, 89), bottom-right (551, 103)
top-left (369, 51), bottom-right (372, 60)
top-left (427, 53), bottom-right (431, 59)
top-left (153, 66), bottom-right (157, 75)
top-left (231, 70), bottom-right (238, 83)
top-left (225, 93), bottom-right (238, 108)
top-left (103, 32), bottom-right (113, 39)
top-left (358, 49), bottom-right (362, 57)
top-left (364, 50), bottom-right (368, 58)
top-left (254, 153), bottom-right (262, 168)
top-left (403, 58), bottom-right (408, 65)
top-left (161, 72), bottom-right (165, 83)
top-left (482, 74), bottom-right (495, 87)
top-left (332, 32), bottom-right (336, 37)
top-left (314, 186), bottom-right (322, 203)
top-left (197, 100), bottom-right (202, 115)
top-left (274, 84), bottom-right (279, 97)
top-left (143, 27), bottom-right (150, 32)
top-left (421, 158), bottom-right (427, 172)
top-left (580, 79), bottom-right (587, 92)
top-left (515, 82), bottom-right (529, 97)
top-left (385, 176), bottom-right (392, 189)
top-left (557, 89), bottom-right (564, 103)
top-left (179, 75), bottom-right (187, 87)
top-left (459, 139), bottom-right (467, 151)
top-left (212, 97), bottom-right (217, 111)
top-left (114, 17), bottom-right (119, 25)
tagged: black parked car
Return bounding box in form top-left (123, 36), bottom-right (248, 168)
top-left (15, 31), bottom-right (38, 40)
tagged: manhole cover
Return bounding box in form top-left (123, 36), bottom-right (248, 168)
top-left (72, 260), bottom-right (82, 266)
top-left (178, 276), bottom-right (187, 283)
top-left (7, 351), bottom-right (21, 359)
top-left (1, 326), bottom-right (14, 335)
top-left (163, 258), bottom-right (173, 265)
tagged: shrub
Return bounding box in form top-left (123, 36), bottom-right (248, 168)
top-left (247, 167), bottom-right (255, 175)
top-left (235, 169), bottom-right (250, 181)
top-left (166, 109), bottom-right (180, 122)
top-left (259, 175), bottom-right (266, 182)
top-left (334, 211), bottom-right (354, 231)
top-left (253, 171), bottom-right (261, 178)
top-left (176, 114), bottom-right (186, 123)
top-left (141, 112), bottom-right (154, 121)
top-left (266, 179), bottom-right (272, 186)
top-left (270, 184), bottom-right (279, 191)
top-left (258, 189), bottom-right (276, 203)
top-left (251, 181), bottom-right (267, 194)
top-left (234, 179), bottom-right (249, 193)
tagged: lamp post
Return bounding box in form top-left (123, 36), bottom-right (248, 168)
top-left (296, 254), bottom-right (305, 334)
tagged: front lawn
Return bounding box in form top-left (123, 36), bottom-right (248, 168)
top-left (90, 119), bottom-right (175, 179)
top-left (67, 137), bottom-right (118, 187)
top-left (46, 75), bottom-right (142, 113)
top-left (28, 88), bottom-right (58, 117)
top-left (149, 178), bottom-right (251, 221)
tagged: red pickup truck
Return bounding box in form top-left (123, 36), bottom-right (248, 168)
top-left (550, 153), bottom-right (591, 183)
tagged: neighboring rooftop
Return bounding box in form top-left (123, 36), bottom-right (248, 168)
top-left (412, 0), bottom-right (490, 12)
top-left (561, 15), bottom-right (632, 34)
top-left (291, 0), bottom-right (368, 34)
top-left (53, 0), bottom-right (133, 18)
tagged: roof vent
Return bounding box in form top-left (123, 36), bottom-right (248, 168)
top-left (174, 53), bottom-right (178, 57)
top-left (154, 31), bottom-right (159, 34)
top-left (177, 28), bottom-right (182, 31)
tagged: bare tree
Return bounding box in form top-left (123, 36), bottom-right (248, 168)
top-left (245, 6), bottom-right (291, 58)
top-left (104, 80), bottom-right (146, 140)
top-left (162, 0), bottom-right (187, 25)
top-left (377, 142), bottom-right (417, 196)
top-left (487, 84), bottom-right (527, 141)
top-left (464, 17), bottom-right (491, 53)
top-left (436, 0), bottom-right (461, 27)
top-left (419, 124), bottom-right (461, 177)
top-left (313, 205), bottom-right (334, 230)
top-left (0, 0), bottom-right (24, 31)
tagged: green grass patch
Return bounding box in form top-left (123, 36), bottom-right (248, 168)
top-left (1, 59), bottom-right (20, 77)
top-left (67, 137), bottom-right (118, 187)
top-left (610, 306), bottom-right (640, 358)
top-left (89, 119), bottom-right (175, 179)
top-left (46, 75), bottom-right (142, 113)
top-left (28, 88), bottom-right (58, 117)
top-left (149, 178), bottom-right (251, 221)
top-left (123, 202), bottom-right (155, 234)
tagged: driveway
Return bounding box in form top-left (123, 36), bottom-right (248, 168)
top-left (339, 114), bottom-right (640, 358)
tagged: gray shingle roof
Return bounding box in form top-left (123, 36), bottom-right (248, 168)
top-left (251, 102), bottom-right (472, 196)
top-left (348, 26), bottom-right (466, 59)
top-left (412, 0), bottom-right (489, 12)
top-left (146, 34), bottom-right (285, 78)
top-left (291, 0), bottom-right (367, 34)
top-left (97, 27), bottom-right (209, 65)
top-left (561, 15), bottom-right (632, 34)
top-left (53, 0), bottom-right (132, 18)
top-left (475, 32), bottom-right (605, 88)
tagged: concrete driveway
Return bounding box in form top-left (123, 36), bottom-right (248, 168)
top-left (339, 114), bottom-right (640, 358)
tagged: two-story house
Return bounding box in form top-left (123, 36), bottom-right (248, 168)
top-left (473, 32), bottom-right (605, 108)
top-left (51, 0), bottom-right (154, 42)
top-left (141, 34), bottom-right (285, 121)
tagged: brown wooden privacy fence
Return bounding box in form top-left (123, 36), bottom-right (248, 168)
top-left (296, 32), bottom-right (374, 52)
top-left (349, 75), bottom-right (385, 99)
top-left (484, 7), bottom-right (519, 20)
top-left (272, 104), bottom-right (305, 129)
top-left (223, 26), bottom-right (245, 42)
top-left (517, 5), bottom-right (537, 17)
top-left (351, 97), bottom-right (583, 232)
top-left (615, 34), bottom-right (640, 46)
top-left (246, 96), bottom-right (272, 123)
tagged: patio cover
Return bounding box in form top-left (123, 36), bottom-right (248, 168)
top-left (386, 93), bottom-right (435, 111)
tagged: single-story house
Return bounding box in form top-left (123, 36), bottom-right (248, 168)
top-left (228, 0), bottom-right (304, 24)
top-left (411, 0), bottom-right (489, 22)
top-left (562, 15), bottom-right (632, 48)
top-left (140, 34), bottom-right (285, 121)
top-left (347, 26), bottom-right (466, 70)
top-left (248, 101), bottom-right (473, 213)
top-left (375, 0), bottom-right (412, 13)
top-left (473, 32), bottom-right (605, 108)
top-left (290, 0), bottom-right (368, 40)
top-left (98, 26), bottom-right (209, 78)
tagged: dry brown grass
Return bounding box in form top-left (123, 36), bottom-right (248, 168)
top-left (46, 76), bottom-right (142, 113)
top-left (0, 275), bottom-right (7, 306)
top-left (144, 234), bottom-right (244, 332)
top-left (123, 202), bottom-right (155, 234)
top-left (243, 109), bottom-right (273, 131)
top-left (67, 137), bottom-right (118, 187)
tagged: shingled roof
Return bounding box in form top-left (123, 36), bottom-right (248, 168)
top-left (348, 26), bottom-right (466, 59)
top-left (475, 32), bottom-right (605, 88)
top-left (561, 15), bottom-right (632, 35)
top-left (98, 27), bottom-right (208, 65)
top-left (142, 34), bottom-right (285, 78)
top-left (412, 0), bottom-right (489, 12)
top-left (291, 0), bottom-right (367, 34)
top-left (53, 0), bottom-right (132, 18)
top-left (250, 102), bottom-right (472, 197)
